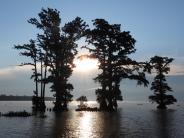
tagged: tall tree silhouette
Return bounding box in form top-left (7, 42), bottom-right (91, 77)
top-left (28, 8), bottom-right (87, 111)
top-left (14, 40), bottom-right (42, 109)
top-left (37, 50), bottom-right (47, 109)
top-left (149, 56), bottom-right (177, 109)
top-left (84, 19), bottom-right (149, 111)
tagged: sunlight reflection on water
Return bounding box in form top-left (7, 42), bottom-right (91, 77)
top-left (0, 101), bottom-right (184, 138)
top-left (78, 112), bottom-right (93, 138)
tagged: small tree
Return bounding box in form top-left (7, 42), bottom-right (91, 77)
top-left (76, 96), bottom-right (88, 108)
top-left (149, 56), bottom-right (177, 109)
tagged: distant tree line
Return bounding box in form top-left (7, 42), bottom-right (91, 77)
top-left (0, 94), bottom-right (54, 101)
top-left (14, 8), bottom-right (176, 111)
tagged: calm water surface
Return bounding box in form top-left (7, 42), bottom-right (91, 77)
top-left (0, 101), bottom-right (184, 138)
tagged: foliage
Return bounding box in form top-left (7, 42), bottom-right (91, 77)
top-left (76, 95), bottom-right (88, 102)
top-left (14, 40), bottom-right (47, 110)
top-left (28, 8), bottom-right (87, 111)
top-left (14, 40), bottom-right (39, 95)
top-left (76, 96), bottom-right (88, 109)
top-left (149, 56), bottom-right (177, 109)
top-left (84, 19), bottom-right (149, 111)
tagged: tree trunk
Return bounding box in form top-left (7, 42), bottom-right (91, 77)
top-left (53, 56), bottom-right (63, 111)
top-left (107, 47), bottom-right (114, 111)
top-left (99, 99), bottom-right (108, 110)
top-left (157, 103), bottom-right (167, 109)
top-left (34, 60), bottom-right (38, 97)
top-left (42, 63), bottom-right (47, 108)
top-left (40, 58), bottom-right (43, 98)
top-left (158, 70), bottom-right (166, 109)
top-left (108, 98), bottom-right (114, 111)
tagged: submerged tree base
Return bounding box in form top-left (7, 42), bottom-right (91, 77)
top-left (53, 105), bottom-right (68, 112)
top-left (99, 109), bottom-right (117, 112)
top-left (75, 107), bottom-right (99, 112)
top-left (75, 107), bottom-right (118, 112)
top-left (32, 96), bottom-right (46, 112)
top-left (157, 104), bottom-right (167, 109)
top-left (32, 105), bottom-right (46, 112)
top-left (99, 103), bottom-right (117, 112)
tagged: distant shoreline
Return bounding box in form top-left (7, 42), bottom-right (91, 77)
top-left (0, 95), bottom-right (54, 101)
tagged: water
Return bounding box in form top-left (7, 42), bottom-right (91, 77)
top-left (0, 101), bottom-right (184, 138)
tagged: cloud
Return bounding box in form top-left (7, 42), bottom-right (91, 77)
top-left (170, 64), bottom-right (184, 75)
top-left (0, 58), bottom-right (184, 81)
top-left (85, 87), bottom-right (101, 91)
top-left (0, 65), bottom-right (32, 80)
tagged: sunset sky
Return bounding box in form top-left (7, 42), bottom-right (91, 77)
top-left (0, 0), bottom-right (183, 100)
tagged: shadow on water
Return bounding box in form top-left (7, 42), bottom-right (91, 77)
top-left (52, 112), bottom-right (74, 138)
top-left (51, 110), bottom-right (121, 138)
top-left (152, 109), bottom-right (175, 138)
top-left (29, 111), bottom-right (50, 138)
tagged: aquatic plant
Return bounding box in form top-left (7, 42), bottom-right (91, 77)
top-left (3, 111), bottom-right (32, 117)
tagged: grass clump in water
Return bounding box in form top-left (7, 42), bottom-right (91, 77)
top-left (2, 110), bottom-right (32, 117)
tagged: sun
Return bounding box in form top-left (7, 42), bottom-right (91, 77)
top-left (74, 57), bottom-right (98, 72)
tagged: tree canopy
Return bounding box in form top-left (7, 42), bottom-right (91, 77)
top-left (149, 56), bottom-right (177, 109)
top-left (84, 19), bottom-right (149, 111)
top-left (15, 8), bottom-right (87, 111)
top-left (14, 8), bottom-right (176, 111)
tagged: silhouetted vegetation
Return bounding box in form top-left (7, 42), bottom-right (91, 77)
top-left (0, 94), bottom-right (54, 101)
top-left (76, 95), bottom-right (87, 103)
top-left (149, 56), bottom-right (177, 109)
top-left (84, 19), bottom-right (149, 111)
top-left (75, 107), bottom-right (99, 112)
top-left (15, 8), bottom-right (87, 112)
top-left (13, 7), bottom-right (178, 111)
top-left (2, 110), bottom-right (32, 117)
top-left (76, 95), bottom-right (88, 109)
top-left (14, 40), bottom-right (45, 110)
top-left (75, 96), bottom-right (99, 111)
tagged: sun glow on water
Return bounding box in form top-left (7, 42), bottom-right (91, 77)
top-left (79, 112), bottom-right (93, 138)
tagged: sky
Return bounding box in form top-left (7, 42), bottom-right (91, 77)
top-left (0, 0), bottom-right (184, 100)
